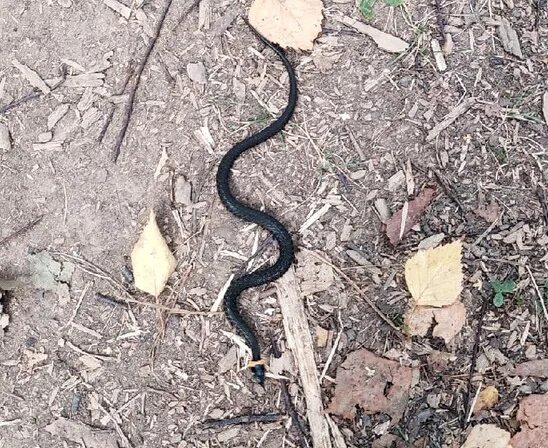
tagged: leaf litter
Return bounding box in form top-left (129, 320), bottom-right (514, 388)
top-left (404, 241), bottom-right (466, 342)
top-left (328, 348), bottom-right (414, 425)
top-left (385, 186), bottom-right (437, 245)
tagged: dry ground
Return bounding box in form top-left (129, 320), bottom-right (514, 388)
top-left (0, 0), bottom-right (546, 447)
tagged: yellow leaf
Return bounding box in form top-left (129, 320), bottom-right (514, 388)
top-left (131, 211), bottom-right (176, 297)
top-left (473, 385), bottom-right (499, 414)
top-left (249, 0), bottom-right (324, 51)
top-left (405, 240), bottom-right (463, 307)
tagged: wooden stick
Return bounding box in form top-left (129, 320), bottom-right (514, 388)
top-left (277, 267), bottom-right (333, 448)
top-left (112, 0), bottom-right (200, 161)
top-left (202, 413), bottom-right (283, 429)
top-left (0, 215), bottom-right (44, 248)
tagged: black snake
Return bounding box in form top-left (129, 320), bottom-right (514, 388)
top-left (216, 29), bottom-right (297, 384)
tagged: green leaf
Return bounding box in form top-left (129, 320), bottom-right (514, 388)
top-left (543, 280), bottom-right (548, 300)
top-left (383, 0), bottom-right (404, 5)
top-left (490, 280), bottom-right (515, 294)
top-left (358, 0), bottom-right (376, 19)
top-left (493, 292), bottom-right (505, 307)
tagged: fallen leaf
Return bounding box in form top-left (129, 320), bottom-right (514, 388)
top-left (405, 301), bottom-right (466, 343)
top-left (473, 385), bottom-right (499, 414)
top-left (218, 345), bottom-right (238, 374)
top-left (270, 351), bottom-right (297, 376)
top-left (45, 417), bottom-right (118, 448)
top-left (249, 0), bottom-right (324, 51)
top-left (295, 250), bottom-right (334, 296)
top-left (516, 394), bottom-right (548, 429)
top-left (328, 349), bottom-right (413, 425)
top-left (514, 359), bottom-right (548, 378)
top-left (385, 186), bottom-right (437, 245)
top-left (461, 424), bottom-right (511, 448)
top-left (497, 17), bottom-right (523, 59)
top-left (405, 241), bottom-right (463, 307)
top-left (511, 394), bottom-right (548, 447)
top-left (28, 251), bottom-right (74, 305)
top-left (418, 233), bottom-right (445, 250)
top-left (131, 211), bottom-right (177, 297)
top-left (431, 301), bottom-right (466, 343)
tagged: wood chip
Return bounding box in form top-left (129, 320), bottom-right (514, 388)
top-left (103, 0), bottom-right (131, 20)
top-left (48, 104), bottom-right (70, 130)
top-left (497, 17), bottom-right (523, 58)
top-left (187, 62), bottom-right (207, 84)
top-left (0, 123), bottom-right (11, 151)
top-left (426, 97), bottom-right (476, 142)
top-left (277, 267), bottom-right (333, 448)
top-left (336, 15), bottom-right (409, 53)
top-left (12, 59), bottom-right (51, 94)
top-left (431, 39), bottom-right (447, 72)
top-left (32, 141), bottom-right (64, 151)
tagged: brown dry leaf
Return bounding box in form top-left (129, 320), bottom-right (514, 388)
top-left (514, 359), bottom-right (548, 378)
top-left (131, 211), bottom-right (177, 297)
top-left (432, 301), bottom-right (466, 343)
top-left (405, 241), bottom-right (463, 307)
top-left (461, 424), bottom-right (511, 448)
top-left (386, 186), bottom-right (437, 245)
top-left (473, 385), bottom-right (499, 414)
top-left (511, 394), bottom-right (548, 447)
top-left (516, 394), bottom-right (548, 429)
top-left (405, 301), bottom-right (466, 343)
top-left (45, 417), bottom-right (118, 448)
top-left (249, 0), bottom-right (324, 51)
top-left (328, 349), bottom-right (413, 425)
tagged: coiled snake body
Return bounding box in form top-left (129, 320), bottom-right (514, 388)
top-left (216, 31), bottom-right (297, 384)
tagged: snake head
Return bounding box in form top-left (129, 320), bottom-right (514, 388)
top-left (251, 364), bottom-right (266, 385)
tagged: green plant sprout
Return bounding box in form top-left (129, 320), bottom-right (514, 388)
top-left (490, 280), bottom-right (516, 307)
top-left (358, 0), bottom-right (404, 20)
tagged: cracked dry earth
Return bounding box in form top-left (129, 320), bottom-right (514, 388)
top-left (0, 0), bottom-right (547, 447)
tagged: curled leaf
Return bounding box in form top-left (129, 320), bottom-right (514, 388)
top-left (131, 211), bottom-right (177, 297)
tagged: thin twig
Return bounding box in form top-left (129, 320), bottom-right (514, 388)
top-left (98, 63), bottom-right (135, 144)
top-left (463, 292), bottom-right (489, 426)
top-left (0, 77), bottom-right (65, 115)
top-left (202, 413), bottom-right (283, 429)
top-left (0, 215), bottom-right (44, 248)
top-left (112, 0), bottom-right (200, 161)
top-left (309, 251), bottom-right (404, 335)
top-left (270, 335), bottom-right (309, 448)
top-left (433, 0), bottom-right (446, 44)
top-left (525, 265), bottom-right (548, 324)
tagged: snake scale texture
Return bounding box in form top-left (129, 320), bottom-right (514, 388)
top-left (215, 29), bottom-right (298, 384)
